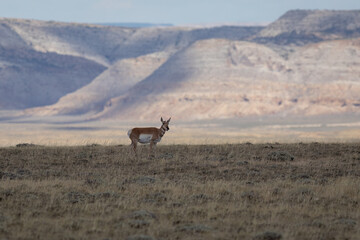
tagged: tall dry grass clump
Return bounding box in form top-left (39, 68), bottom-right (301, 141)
top-left (0, 143), bottom-right (359, 239)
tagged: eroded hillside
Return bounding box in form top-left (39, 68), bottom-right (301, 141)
top-left (1, 10), bottom-right (360, 121)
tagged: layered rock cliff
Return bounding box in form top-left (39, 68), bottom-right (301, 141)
top-left (1, 10), bottom-right (360, 121)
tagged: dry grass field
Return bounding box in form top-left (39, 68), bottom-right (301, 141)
top-left (0, 143), bottom-right (359, 240)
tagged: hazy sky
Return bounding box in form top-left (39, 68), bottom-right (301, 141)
top-left (0, 0), bottom-right (359, 25)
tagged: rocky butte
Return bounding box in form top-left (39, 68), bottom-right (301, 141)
top-left (0, 10), bottom-right (359, 121)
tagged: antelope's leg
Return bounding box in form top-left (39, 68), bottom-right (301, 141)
top-left (149, 141), bottom-right (154, 152)
top-left (131, 139), bottom-right (138, 155)
top-left (149, 140), bottom-right (156, 156)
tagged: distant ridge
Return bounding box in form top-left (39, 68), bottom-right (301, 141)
top-left (0, 16), bottom-right (261, 111)
top-left (97, 22), bottom-right (173, 28)
top-left (255, 9), bottom-right (360, 45)
top-left (0, 9), bottom-right (360, 121)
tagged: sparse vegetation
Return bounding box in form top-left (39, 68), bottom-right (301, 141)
top-left (0, 143), bottom-right (359, 239)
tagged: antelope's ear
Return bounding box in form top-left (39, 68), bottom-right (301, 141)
top-left (161, 117), bottom-right (164, 122)
top-left (167, 117), bottom-right (171, 123)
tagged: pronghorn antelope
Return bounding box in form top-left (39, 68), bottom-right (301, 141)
top-left (127, 117), bottom-right (171, 156)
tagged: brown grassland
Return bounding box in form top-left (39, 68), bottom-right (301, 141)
top-left (0, 143), bottom-right (359, 240)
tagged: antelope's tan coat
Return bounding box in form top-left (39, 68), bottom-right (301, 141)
top-left (128, 117), bottom-right (171, 156)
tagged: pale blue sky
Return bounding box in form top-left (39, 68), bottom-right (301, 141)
top-left (0, 0), bottom-right (359, 25)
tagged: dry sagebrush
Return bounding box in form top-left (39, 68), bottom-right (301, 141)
top-left (0, 143), bottom-right (359, 240)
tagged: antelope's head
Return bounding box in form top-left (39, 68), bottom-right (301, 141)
top-left (161, 117), bottom-right (171, 131)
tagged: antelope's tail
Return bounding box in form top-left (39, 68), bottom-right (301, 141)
top-left (127, 129), bottom-right (132, 137)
